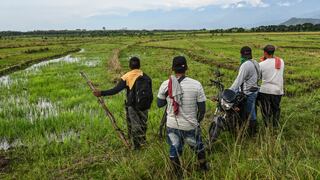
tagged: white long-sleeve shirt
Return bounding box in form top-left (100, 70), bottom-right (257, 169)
top-left (259, 58), bottom-right (285, 95)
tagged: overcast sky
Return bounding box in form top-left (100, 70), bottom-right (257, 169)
top-left (1, 0), bottom-right (319, 31)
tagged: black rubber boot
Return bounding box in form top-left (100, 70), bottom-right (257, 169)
top-left (132, 138), bottom-right (141, 150)
top-left (197, 151), bottom-right (209, 171)
top-left (0, 156), bottom-right (9, 169)
top-left (170, 157), bottom-right (183, 179)
top-left (248, 120), bottom-right (258, 137)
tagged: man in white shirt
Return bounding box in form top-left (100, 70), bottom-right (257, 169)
top-left (258, 45), bottom-right (285, 128)
top-left (157, 56), bottom-right (208, 178)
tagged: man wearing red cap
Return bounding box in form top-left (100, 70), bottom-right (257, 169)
top-left (258, 45), bottom-right (285, 128)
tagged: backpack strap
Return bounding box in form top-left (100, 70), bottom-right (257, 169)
top-left (178, 75), bottom-right (186, 83)
top-left (249, 60), bottom-right (261, 86)
top-left (240, 60), bottom-right (260, 92)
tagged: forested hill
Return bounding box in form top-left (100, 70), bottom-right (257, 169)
top-left (281, 18), bottom-right (320, 26)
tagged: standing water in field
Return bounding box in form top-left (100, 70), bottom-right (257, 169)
top-left (83, 59), bottom-right (101, 67)
top-left (25, 55), bottom-right (80, 73)
top-left (46, 130), bottom-right (80, 143)
top-left (0, 54), bottom-right (82, 121)
top-left (0, 139), bottom-right (10, 151)
top-left (0, 52), bottom-right (88, 148)
top-left (0, 139), bottom-right (24, 151)
top-left (0, 76), bottom-right (11, 88)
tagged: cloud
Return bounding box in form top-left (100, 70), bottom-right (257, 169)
top-left (222, 0), bottom-right (269, 9)
top-left (277, 0), bottom-right (304, 7)
top-left (277, 2), bottom-right (291, 6)
top-left (2, 0), bottom-right (269, 18)
top-left (6, 0), bottom-right (316, 30)
top-left (0, 0), bottom-right (270, 30)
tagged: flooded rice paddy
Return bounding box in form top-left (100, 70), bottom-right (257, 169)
top-left (0, 51), bottom-right (94, 150)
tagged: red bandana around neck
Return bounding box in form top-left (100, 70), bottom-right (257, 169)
top-left (168, 77), bottom-right (179, 116)
top-left (260, 56), bottom-right (282, 69)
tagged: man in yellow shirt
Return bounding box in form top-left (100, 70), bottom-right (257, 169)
top-left (94, 57), bottom-right (153, 149)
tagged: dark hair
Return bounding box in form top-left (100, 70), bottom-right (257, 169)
top-left (264, 45), bottom-right (275, 55)
top-left (129, 57), bottom-right (140, 69)
top-left (240, 46), bottom-right (252, 59)
top-left (172, 56), bottom-right (188, 73)
top-left (265, 51), bottom-right (274, 55)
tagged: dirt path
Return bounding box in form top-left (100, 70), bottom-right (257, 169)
top-left (106, 39), bottom-right (173, 74)
top-left (108, 49), bottom-right (122, 73)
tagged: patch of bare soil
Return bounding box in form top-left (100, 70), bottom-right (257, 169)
top-left (108, 49), bottom-right (122, 73)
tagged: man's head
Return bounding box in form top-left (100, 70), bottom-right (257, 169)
top-left (240, 46), bottom-right (252, 60)
top-left (263, 45), bottom-right (276, 58)
top-left (129, 57), bottom-right (140, 70)
top-left (172, 56), bottom-right (188, 74)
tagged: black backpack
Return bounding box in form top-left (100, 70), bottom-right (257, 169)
top-left (132, 74), bottom-right (153, 111)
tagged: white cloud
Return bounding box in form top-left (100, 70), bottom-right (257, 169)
top-left (222, 0), bottom-right (268, 9)
top-left (0, 0), bottom-right (269, 30)
top-left (2, 0), bottom-right (269, 18)
top-left (277, 1), bottom-right (291, 6)
top-left (277, 0), bottom-right (304, 7)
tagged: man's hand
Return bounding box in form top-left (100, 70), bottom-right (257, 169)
top-left (260, 56), bottom-right (266, 62)
top-left (93, 90), bottom-right (102, 97)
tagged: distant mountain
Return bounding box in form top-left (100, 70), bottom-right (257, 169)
top-left (281, 17), bottom-right (320, 26)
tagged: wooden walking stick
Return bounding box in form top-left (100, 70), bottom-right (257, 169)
top-left (80, 72), bottom-right (131, 148)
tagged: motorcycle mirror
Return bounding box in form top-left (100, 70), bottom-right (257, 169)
top-left (211, 96), bottom-right (219, 102)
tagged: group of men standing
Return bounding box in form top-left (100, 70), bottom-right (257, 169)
top-left (230, 45), bottom-right (285, 135)
top-left (93, 44), bottom-right (285, 178)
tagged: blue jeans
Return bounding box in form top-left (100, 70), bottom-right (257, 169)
top-left (246, 92), bottom-right (258, 121)
top-left (167, 127), bottom-right (205, 158)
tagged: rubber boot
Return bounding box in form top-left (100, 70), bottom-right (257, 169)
top-left (198, 151), bottom-right (209, 171)
top-left (248, 120), bottom-right (258, 137)
top-left (170, 157), bottom-right (183, 179)
top-left (0, 156), bottom-right (9, 169)
top-left (132, 138), bottom-right (141, 150)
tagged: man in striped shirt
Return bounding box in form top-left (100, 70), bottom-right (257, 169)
top-left (157, 56), bottom-right (208, 178)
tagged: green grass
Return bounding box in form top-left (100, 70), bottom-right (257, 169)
top-left (0, 33), bottom-right (319, 179)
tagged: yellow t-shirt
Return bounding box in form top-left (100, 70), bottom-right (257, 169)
top-left (121, 69), bottom-right (143, 90)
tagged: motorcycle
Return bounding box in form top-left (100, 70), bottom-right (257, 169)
top-left (208, 70), bottom-right (247, 144)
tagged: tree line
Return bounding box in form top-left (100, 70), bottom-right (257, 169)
top-left (210, 23), bottom-right (320, 33)
top-left (0, 30), bottom-right (155, 37)
top-left (0, 23), bottom-right (320, 37)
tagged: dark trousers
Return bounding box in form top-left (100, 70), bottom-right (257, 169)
top-left (126, 106), bottom-right (148, 148)
top-left (257, 93), bottom-right (282, 127)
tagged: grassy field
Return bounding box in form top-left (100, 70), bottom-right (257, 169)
top-left (0, 32), bottom-right (319, 179)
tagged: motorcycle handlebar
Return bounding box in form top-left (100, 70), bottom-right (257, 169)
top-left (210, 79), bottom-right (222, 86)
top-left (210, 79), bottom-right (220, 85)
top-left (210, 79), bottom-right (224, 90)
